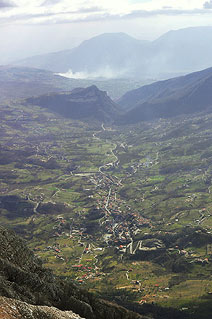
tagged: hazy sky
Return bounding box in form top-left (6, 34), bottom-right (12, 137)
top-left (1, 0), bottom-right (212, 63)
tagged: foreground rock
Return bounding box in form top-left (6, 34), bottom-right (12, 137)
top-left (0, 296), bottom-right (84, 319)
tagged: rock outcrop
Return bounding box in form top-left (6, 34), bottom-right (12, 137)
top-left (0, 296), bottom-right (84, 319)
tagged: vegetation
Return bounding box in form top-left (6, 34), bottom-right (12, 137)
top-left (1, 98), bottom-right (212, 318)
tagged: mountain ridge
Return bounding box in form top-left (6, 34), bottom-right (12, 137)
top-left (14, 32), bottom-right (147, 76)
top-left (25, 85), bottom-right (121, 123)
top-left (117, 66), bottom-right (212, 124)
top-left (12, 27), bottom-right (212, 79)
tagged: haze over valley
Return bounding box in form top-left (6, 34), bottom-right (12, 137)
top-left (13, 27), bottom-right (212, 80)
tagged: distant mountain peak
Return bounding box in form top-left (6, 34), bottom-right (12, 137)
top-left (12, 26), bottom-right (212, 79)
top-left (13, 32), bottom-right (147, 76)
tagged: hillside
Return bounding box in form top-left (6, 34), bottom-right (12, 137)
top-left (26, 85), bottom-right (121, 123)
top-left (117, 67), bottom-right (212, 124)
top-left (0, 225), bottom-right (149, 319)
top-left (12, 27), bottom-right (212, 79)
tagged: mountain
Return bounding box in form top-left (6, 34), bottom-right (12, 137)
top-left (14, 33), bottom-right (148, 76)
top-left (12, 27), bottom-right (212, 79)
top-left (26, 85), bottom-right (121, 123)
top-left (0, 225), bottom-right (148, 319)
top-left (117, 67), bottom-right (212, 124)
top-left (149, 26), bottom-right (212, 75)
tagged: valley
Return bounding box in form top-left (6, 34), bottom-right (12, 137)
top-left (1, 97), bottom-right (212, 318)
top-left (2, 4), bottom-right (212, 318)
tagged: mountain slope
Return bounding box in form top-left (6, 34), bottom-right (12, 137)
top-left (117, 67), bottom-right (212, 124)
top-left (26, 85), bottom-right (120, 123)
top-left (14, 33), bottom-right (148, 76)
top-left (0, 225), bottom-right (149, 319)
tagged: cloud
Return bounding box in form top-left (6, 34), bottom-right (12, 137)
top-left (204, 0), bottom-right (212, 9)
top-left (0, 8), bottom-right (106, 25)
top-left (36, 8), bottom-right (211, 25)
top-left (0, 0), bottom-right (16, 8)
top-left (2, 8), bottom-right (212, 26)
top-left (1, 0), bottom-right (212, 26)
top-left (41, 0), bottom-right (61, 6)
top-left (77, 6), bottom-right (103, 14)
top-left (123, 8), bottom-right (212, 18)
top-left (113, 8), bottom-right (208, 19)
top-left (40, 0), bottom-right (102, 11)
